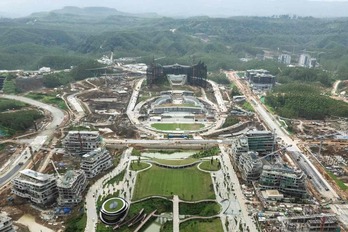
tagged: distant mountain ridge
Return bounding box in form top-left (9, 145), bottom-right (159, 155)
top-left (30, 6), bottom-right (161, 19)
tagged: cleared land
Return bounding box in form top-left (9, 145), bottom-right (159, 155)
top-left (133, 165), bottom-right (215, 201)
top-left (151, 123), bottom-right (204, 131)
top-left (180, 218), bottom-right (224, 232)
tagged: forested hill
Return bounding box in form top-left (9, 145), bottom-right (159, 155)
top-left (1, 7), bottom-right (348, 77)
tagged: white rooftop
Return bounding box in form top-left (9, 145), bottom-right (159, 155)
top-left (20, 169), bottom-right (52, 182)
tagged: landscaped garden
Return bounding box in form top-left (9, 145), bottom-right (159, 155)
top-left (132, 165), bottom-right (215, 201)
top-left (199, 160), bottom-right (221, 171)
top-left (180, 218), bottom-right (224, 232)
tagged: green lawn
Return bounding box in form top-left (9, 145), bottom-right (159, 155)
top-left (180, 218), bottom-right (224, 232)
top-left (151, 123), bottom-right (204, 131)
top-left (25, 92), bottom-right (67, 110)
top-left (179, 202), bottom-right (221, 216)
top-left (133, 165), bottom-right (215, 201)
top-left (104, 170), bottom-right (125, 187)
top-left (130, 162), bottom-right (151, 171)
top-left (199, 160), bottom-right (221, 171)
top-left (103, 198), bottom-right (124, 212)
top-left (241, 101), bottom-right (254, 112)
top-left (327, 170), bottom-right (348, 191)
top-left (152, 158), bottom-right (198, 165)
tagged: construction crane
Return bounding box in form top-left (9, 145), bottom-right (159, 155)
top-left (255, 144), bottom-right (292, 162)
top-left (317, 133), bottom-right (339, 157)
top-left (51, 160), bottom-right (61, 178)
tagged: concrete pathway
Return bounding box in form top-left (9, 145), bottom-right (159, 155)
top-left (173, 195), bottom-right (180, 232)
top-left (84, 148), bottom-right (132, 232)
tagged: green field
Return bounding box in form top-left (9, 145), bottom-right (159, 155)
top-left (133, 165), bottom-right (215, 201)
top-left (180, 218), bottom-right (224, 232)
top-left (179, 202), bottom-right (221, 216)
top-left (199, 160), bottom-right (221, 171)
top-left (25, 92), bottom-right (67, 110)
top-left (151, 123), bottom-right (204, 131)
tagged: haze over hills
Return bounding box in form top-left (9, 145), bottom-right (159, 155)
top-left (1, 0), bottom-right (348, 18)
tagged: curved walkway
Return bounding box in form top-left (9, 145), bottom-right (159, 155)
top-left (84, 148), bottom-right (132, 232)
top-left (180, 215), bottom-right (221, 224)
top-left (148, 160), bottom-right (201, 169)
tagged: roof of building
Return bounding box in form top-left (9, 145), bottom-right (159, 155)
top-left (19, 169), bottom-right (52, 182)
top-left (82, 148), bottom-right (107, 161)
top-left (57, 170), bottom-right (84, 188)
top-left (261, 189), bottom-right (284, 199)
top-left (68, 131), bottom-right (99, 135)
top-left (0, 212), bottom-right (11, 224)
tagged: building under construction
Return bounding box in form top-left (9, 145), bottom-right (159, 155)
top-left (284, 214), bottom-right (339, 232)
top-left (63, 131), bottom-right (102, 155)
top-left (238, 151), bottom-right (263, 182)
top-left (81, 148), bottom-right (113, 179)
top-left (12, 169), bottom-right (57, 205)
top-left (259, 164), bottom-right (307, 198)
top-left (0, 212), bottom-right (14, 232)
top-left (56, 170), bottom-right (88, 207)
top-left (146, 62), bottom-right (207, 88)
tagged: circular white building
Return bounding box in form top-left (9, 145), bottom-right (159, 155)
top-left (99, 197), bottom-right (129, 225)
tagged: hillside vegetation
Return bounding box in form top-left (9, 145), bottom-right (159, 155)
top-left (0, 7), bottom-right (348, 78)
top-left (265, 83), bottom-right (348, 119)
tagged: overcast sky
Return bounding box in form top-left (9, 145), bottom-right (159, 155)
top-left (1, 0), bottom-right (348, 17)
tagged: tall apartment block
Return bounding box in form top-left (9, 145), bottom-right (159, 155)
top-left (63, 131), bottom-right (101, 155)
top-left (0, 213), bottom-right (14, 232)
top-left (12, 169), bottom-right (57, 205)
top-left (246, 131), bottom-right (275, 156)
top-left (259, 164), bottom-right (307, 197)
top-left (246, 69), bottom-right (276, 91)
top-left (238, 151), bottom-right (263, 182)
top-left (232, 136), bottom-right (249, 164)
top-left (278, 54), bottom-right (291, 65)
top-left (81, 148), bottom-right (113, 179)
top-left (57, 170), bottom-right (88, 207)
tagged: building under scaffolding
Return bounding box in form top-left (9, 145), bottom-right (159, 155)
top-left (57, 170), bottom-right (88, 207)
top-left (12, 169), bottom-right (57, 205)
top-left (259, 164), bottom-right (307, 198)
top-left (283, 214), bottom-right (339, 232)
top-left (63, 131), bottom-right (102, 155)
top-left (238, 151), bottom-right (263, 182)
top-left (146, 62), bottom-right (207, 88)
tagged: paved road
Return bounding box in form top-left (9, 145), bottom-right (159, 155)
top-left (104, 138), bottom-right (231, 146)
top-left (207, 80), bottom-right (228, 113)
top-left (220, 145), bottom-right (258, 232)
top-left (0, 94), bottom-right (65, 187)
top-left (226, 72), bottom-right (339, 201)
top-left (173, 195), bottom-right (179, 232)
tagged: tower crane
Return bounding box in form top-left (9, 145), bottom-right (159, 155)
top-left (254, 144), bottom-right (292, 162)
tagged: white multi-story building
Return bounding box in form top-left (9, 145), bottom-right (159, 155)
top-left (299, 54), bottom-right (311, 67)
top-left (57, 170), bottom-right (88, 207)
top-left (278, 54), bottom-right (291, 65)
top-left (63, 131), bottom-right (101, 155)
top-left (81, 148), bottom-right (113, 179)
top-left (12, 169), bottom-right (57, 205)
top-left (0, 213), bottom-right (14, 232)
